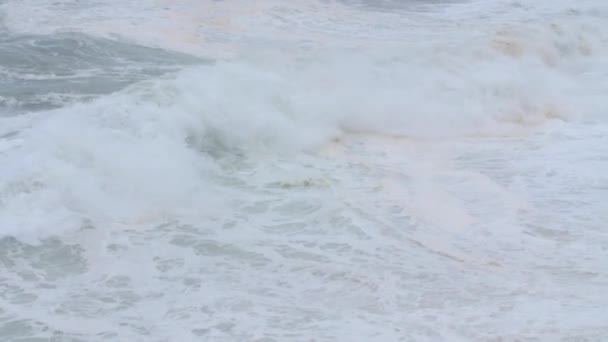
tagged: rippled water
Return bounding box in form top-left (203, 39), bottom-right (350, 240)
top-left (1, 0), bottom-right (607, 341)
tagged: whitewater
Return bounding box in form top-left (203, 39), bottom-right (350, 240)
top-left (0, 0), bottom-right (607, 340)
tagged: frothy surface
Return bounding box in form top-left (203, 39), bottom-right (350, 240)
top-left (0, 0), bottom-right (607, 340)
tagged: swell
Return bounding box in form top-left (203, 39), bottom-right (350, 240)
top-left (0, 32), bottom-right (203, 113)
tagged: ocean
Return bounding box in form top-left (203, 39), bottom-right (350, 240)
top-left (0, 0), bottom-right (607, 340)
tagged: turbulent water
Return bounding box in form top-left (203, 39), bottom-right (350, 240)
top-left (1, 0), bottom-right (607, 340)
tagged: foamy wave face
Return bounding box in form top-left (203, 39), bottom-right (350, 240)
top-left (1, 0), bottom-right (607, 238)
top-left (0, 32), bottom-right (605, 239)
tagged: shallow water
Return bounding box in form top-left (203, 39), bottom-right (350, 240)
top-left (0, 0), bottom-right (607, 341)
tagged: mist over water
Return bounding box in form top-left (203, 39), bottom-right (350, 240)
top-left (0, 0), bottom-right (607, 340)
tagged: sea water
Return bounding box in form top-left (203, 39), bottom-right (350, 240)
top-left (0, 0), bottom-right (607, 340)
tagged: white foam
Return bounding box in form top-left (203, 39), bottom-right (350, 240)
top-left (0, 0), bottom-right (607, 340)
top-left (1, 7), bottom-right (607, 235)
